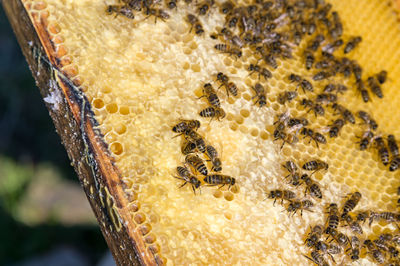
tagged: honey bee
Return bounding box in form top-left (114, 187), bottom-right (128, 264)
top-left (305, 225), bottom-right (323, 248)
top-left (363, 240), bottom-right (385, 264)
top-left (278, 91), bottom-right (298, 104)
top-left (203, 174), bottom-right (235, 188)
top-left (220, 1), bottom-right (234, 14)
top-left (283, 160), bottom-right (297, 178)
top-left (390, 157), bottom-right (400, 171)
top-left (106, 5), bottom-right (135, 19)
top-left (288, 73), bottom-right (301, 83)
top-left (313, 71), bottom-right (332, 81)
top-left (185, 154), bottom-right (208, 176)
top-left (376, 70), bottom-right (387, 84)
top-left (301, 174), bottom-right (322, 199)
top-left (197, 0), bottom-right (214, 15)
top-left (325, 203), bottom-right (339, 234)
top-left (267, 189), bottom-right (296, 206)
top-left (286, 199), bottom-right (314, 216)
top-left (250, 83), bottom-right (267, 107)
top-left (356, 210), bottom-right (370, 224)
top-left (287, 117), bottom-right (309, 134)
top-left (199, 83), bottom-right (220, 107)
top-left (322, 39), bottom-right (343, 54)
top-left (173, 166), bottom-right (201, 194)
top-left (146, 8), bottom-right (170, 22)
top-left (216, 72), bottom-right (238, 97)
top-left (263, 54), bottom-right (278, 69)
top-left (388, 135), bottom-right (399, 158)
top-left (357, 130), bottom-right (374, 150)
top-left (181, 140), bottom-right (197, 155)
top-left (304, 50), bottom-right (314, 70)
top-left (342, 192), bottom-right (362, 217)
top-left (199, 106), bottom-right (226, 121)
top-left (301, 128), bottom-right (326, 148)
top-left (288, 74), bottom-right (313, 92)
top-left (331, 11), bottom-right (343, 38)
top-left (323, 84), bottom-right (348, 94)
top-left (374, 136), bottom-right (389, 165)
top-left (301, 99), bottom-right (325, 117)
top-left (205, 145), bottom-right (222, 172)
top-left (303, 251), bottom-right (328, 266)
top-left (194, 137), bottom-right (206, 153)
top-left (344, 36), bottom-right (362, 54)
top-left (214, 44), bottom-right (242, 58)
top-left (357, 111), bottom-right (378, 131)
top-left (356, 80), bottom-right (370, 103)
top-left (315, 60), bottom-right (330, 69)
top-left (274, 131), bottom-right (299, 150)
top-left (302, 159), bottom-right (329, 173)
top-left (172, 119), bottom-right (201, 134)
top-left (186, 14), bottom-right (204, 35)
top-left (341, 214), bottom-right (363, 235)
top-left (316, 93), bottom-right (337, 104)
top-left (248, 63), bottom-right (272, 80)
top-left (287, 172), bottom-right (301, 187)
top-left (352, 62), bottom-right (363, 81)
top-left (307, 34), bottom-right (325, 51)
top-left (348, 236), bottom-right (361, 261)
top-left (328, 119), bottom-right (345, 138)
top-left (367, 76), bottom-right (383, 98)
top-left (327, 229), bottom-right (350, 248)
top-left (369, 211), bottom-right (400, 226)
top-left (332, 103), bottom-right (355, 124)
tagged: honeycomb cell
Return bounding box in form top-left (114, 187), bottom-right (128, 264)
top-left (93, 98), bottom-right (104, 109)
top-left (106, 103), bottom-right (118, 113)
top-left (224, 192), bottom-right (234, 201)
top-left (110, 142), bottom-right (123, 155)
top-left (134, 213), bottom-right (146, 224)
top-left (119, 106), bottom-right (130, 115)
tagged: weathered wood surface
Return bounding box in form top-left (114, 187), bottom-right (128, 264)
top-left (2, 1), bottom-right (154, 265)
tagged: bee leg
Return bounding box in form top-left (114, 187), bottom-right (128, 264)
top-left (273, 199), bottom-right (277, 206)
top-left (218, 184), bottom-right (226, 189)
top-left (191, 184), bottom-right (196, 194)
top-left (314, 139), bottom-right (319, 148)
top-left (302, 254), bottom-right (317, 265)
top-left (178, 181), bottom-right (188, 189)
top-left (327, 252), bottom-right (336, 263)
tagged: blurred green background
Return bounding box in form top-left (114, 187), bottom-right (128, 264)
top-left (0, 5), bottom-right (110, 266)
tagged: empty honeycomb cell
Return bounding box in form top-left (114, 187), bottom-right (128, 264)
top-left (145, 234), bottom-right (157, 244)
top-left (260, 131), bottom-right (269, 140)
top-left (134, 213), bottom-right (146, 224)
top-left (127, 202), bottom-right (140, 213)
top-left (235, 115), bottom-right (244, 125)
top-left (226, 113), bottom-right (234, 121)
top-left (182, 62), bottom-right (190, 70)
top-left (239, 125), bottom-right (248, 134)
top-left (240, 109), bottom-right (250, 118)
top-left (115, 124), bottom-right (127, 135)
top-left (92, 98), bottom-right (104, 109)
top-left (105, 132), bottom-right (117, 143)
top-left (223, 57), bottom-right (232, 66)
top-left (148, 244), bottom-right (160, 255)
top-left (213, 189), bottom-right (223, 198)
top-left (183, 48), bottom-right (192, 55)
top-left (224, 192), bottom-right (234, 201)
top-left (48, 22), bottom-right (61, 34)
top-left (110, 142), bottom-right (123, 155)
top-left (119, 106), bottom-right (130, 115)
top-left (106, 103), bottom-right (118, 113)
top-left (189, 42), bottom-right (197, 50)
top-left (229, 122), bottom-right (238, 131)
top-left (139, 223), bottom-right (152, 236)
top-left (250, 128), bottom-right (259, 137)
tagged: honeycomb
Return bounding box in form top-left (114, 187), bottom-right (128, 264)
top-left (22, 0), bottom-right (400, 265)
